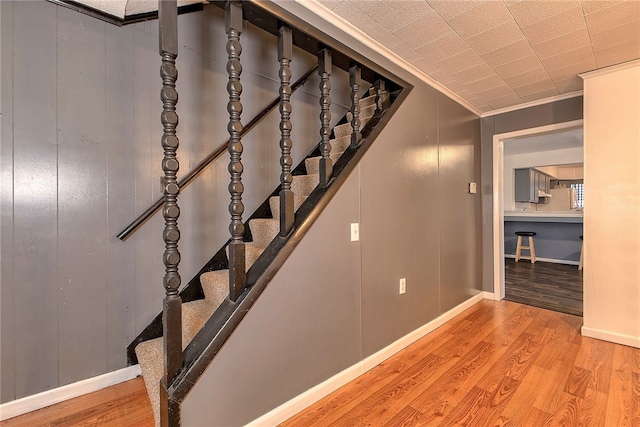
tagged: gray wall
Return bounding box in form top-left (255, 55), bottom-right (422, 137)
top-left (182, 78), bottom-right (482, 425)
top-left (0, 1), bottom-right (356, 403)
top-left (480, 97), bottom-right (584, 291)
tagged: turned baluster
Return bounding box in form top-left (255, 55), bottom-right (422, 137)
top-left (278, 26), bottom-right (294, 236)
top-left (158, 0), bottom-right (182, 394)
top-left (226, 1), bottom-right (246, 301)
top-left (318, 49), bottom-right (332, 187)
top-left (350, 65), bottom-right (362, 148)
top-left (374, 79), bottom-right (389, 114)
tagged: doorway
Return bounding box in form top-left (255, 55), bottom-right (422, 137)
top-left (492, 120), bottom-right (584, 315)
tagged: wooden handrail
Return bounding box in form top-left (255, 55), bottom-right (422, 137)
top-left (116, 64), bottom-right (318, 241)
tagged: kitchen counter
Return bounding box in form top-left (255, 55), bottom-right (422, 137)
top-left (504, 212), bottom-right (583, 263)
top-left (504, 211), bottom-right (583, 223)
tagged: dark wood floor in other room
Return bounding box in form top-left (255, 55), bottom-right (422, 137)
top-left (4, 301), bottom-right (638, 426)
top-left (505, 258), bottom-right (583, 316)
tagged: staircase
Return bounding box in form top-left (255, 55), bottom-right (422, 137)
top-left (135, 93), bottom-right (382, 426)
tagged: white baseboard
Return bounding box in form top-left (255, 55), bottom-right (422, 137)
top-left (246, 292), bottom-right (485, 427)
top-left (482, 291), bottom-right (497, 300)
top-left (0, 365), bottom-right (141, 422)
top-left (504, 254), bottom-right (579, 266)
top-left (581, 326), bottom-right (640, 349)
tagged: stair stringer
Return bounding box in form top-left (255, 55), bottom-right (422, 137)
top-left (170, 86), bottom-right (411, 424)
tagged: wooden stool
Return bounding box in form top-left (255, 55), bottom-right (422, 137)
top-left (515, 231), bottom-right (536, 263)
top-left (578, 235), bottom-right (584, 270)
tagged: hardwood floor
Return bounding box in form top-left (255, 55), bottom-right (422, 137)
top-left (0, 378), bottom-right (153, 427)
top-left (282, 300), bottom-right (639, 427)
top-left (3, 301), bottom-right (638, 426)
top-left (505, 258), bottom-right (583, 316)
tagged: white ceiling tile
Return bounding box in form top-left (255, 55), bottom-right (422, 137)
top-left (364, 0), bottom-right (434, 32)
top-left (584, 1), bottom-right (640, 34)
top-left (581, 0), bottom-right (624, 15)
top-left (481, 39), bottom-right (535, 67)
top-left (590, 20), bottom-right (640, 53)
top-left (415, 33), bottom-right (469, 63)
top-left (447, 1), bottom-right (513, 39)
top-left (392, 9), bottom-right (453, 49)
top-left (364, 24), bottom-right (403, 48)
top-left (430, 70), bottom-right (456, 85)
top-left (412, 58), bottom-right (442, 75)
top-left (531, 27), bottom-right (591, 59)
top-left (502, 67), bottom-right (551, 87)
top-left (512, 79), bottom-right (558, 97)
top-left (449, 62), bottom-right (496, 83)
top-left (391, 43), bottom-right (425, 63)
top-left (332, 1), bottom-right (377, 30)
top-left (507, 0), bottom-right (579, 28)
top-left (463, 74), bottom-right (508, 94)
top-left (435, 49), bottom-right (484, 74)
top-left (546, 59), bottom-right (597, 80)
top-left (520, 6), bottom-right (587, 46)
top-left (554, 76), bottom-right (584, 93)
top-left (475, 84), bottom-right (519, 101)
top-left (465, 20), bottom-right (525, 55)
top-left (593, 40), bottom-right (640, 68)
top-left (494, 54), bottom-right (545, 79)
top-left (350, 0), bottom-right (381, 12)
top-left (427, 0), bottom-right (478, 21)
top-left (484, 93), bottom-right (524, 110)
top-left (317, 0), bottom-right (344, 10)
top-left (540, 45), bottom-right (595, 72)
top-left (520, 87), bottom-right (561, 102)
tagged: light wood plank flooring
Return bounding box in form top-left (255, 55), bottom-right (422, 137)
top-left (2, 300), bottom-right (638, 426)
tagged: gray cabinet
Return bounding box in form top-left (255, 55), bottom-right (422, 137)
top-left (515, 168), bottom-right (550, 203)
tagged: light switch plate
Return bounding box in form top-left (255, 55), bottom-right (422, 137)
top-left (351, 223), bottom-right (359, 241)
top-left (469, 182), bottom-right (477, 194)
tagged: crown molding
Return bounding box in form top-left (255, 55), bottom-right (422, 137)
top-left (481, 91), bottom-right (584, 118)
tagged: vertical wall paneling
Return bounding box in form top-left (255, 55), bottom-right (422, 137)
top-left (105, 23), bottom-right (137, 371)
top-left (56, 6), bottom-right (108, 385)
top-left (360, 85), bottom-right (441, 357)
top-left (0, 0), bottom-right (16, 403)
top-left (132, 27), bottom-right (163, 332)
top-left (10, 1), bottom-right (60, 399)
top-left (437, 94), bottom-right (482, 312)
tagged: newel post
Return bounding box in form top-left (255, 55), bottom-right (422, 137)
top-left (318, 48), bottom-right (332, 187)
top-left (278, 26), bottom-right (294, 236)
top-left (226, 1), bottom-right (246, 301)
top-left (158, 0), bottom-right (182, 425)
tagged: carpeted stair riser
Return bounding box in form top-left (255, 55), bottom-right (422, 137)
top-left (135, 91), bottom-right (383, 427)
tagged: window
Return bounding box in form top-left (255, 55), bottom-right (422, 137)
top-left (571, 183), bottom-right (584, 208)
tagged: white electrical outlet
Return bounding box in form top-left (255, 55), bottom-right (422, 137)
top-left (399, 278), bottom-right (406, 294)
top-left (469, 182), bottom-right (477, 194)
top-left (351, 223), bottom-right (359, 241)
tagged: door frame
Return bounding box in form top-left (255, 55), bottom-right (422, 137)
top-left (492, 119), bottom-right (584, 300)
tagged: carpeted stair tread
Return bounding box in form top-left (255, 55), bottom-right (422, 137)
top-left (346, 104), bottom-right (376, 123)
top-left (305, 153), bottom-right (342, 175)
top-left (269, 195), bottom-right (307, 218)
top-left (245, 242), bottom-right (266, 269)
top-left (199, 269), bottom-right (229, 303)
top-left (135, 299), bottom-right (220, 427)
top-left (291, 174), bottom-right (319, 197)
top-left (330, 134), bottom-right (352, 154)
top-left (248, 218), bottom-right (280, 248)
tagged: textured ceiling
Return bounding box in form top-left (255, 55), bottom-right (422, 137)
top-left (69, 0), bottom-right (640, 115)
top-left (318, 0), bottom-right (640, 114)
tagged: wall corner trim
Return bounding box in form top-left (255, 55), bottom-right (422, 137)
top-left (0, 365), bottom-right (142, 421)
top-left (482, 291), bottom-right (497, 300)
top-left (580, 59), bottom-right (640, 80)
top-left (245, 292), bottom-right (486, 426)
top-left (581, 326), bottom-right (640, 349)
